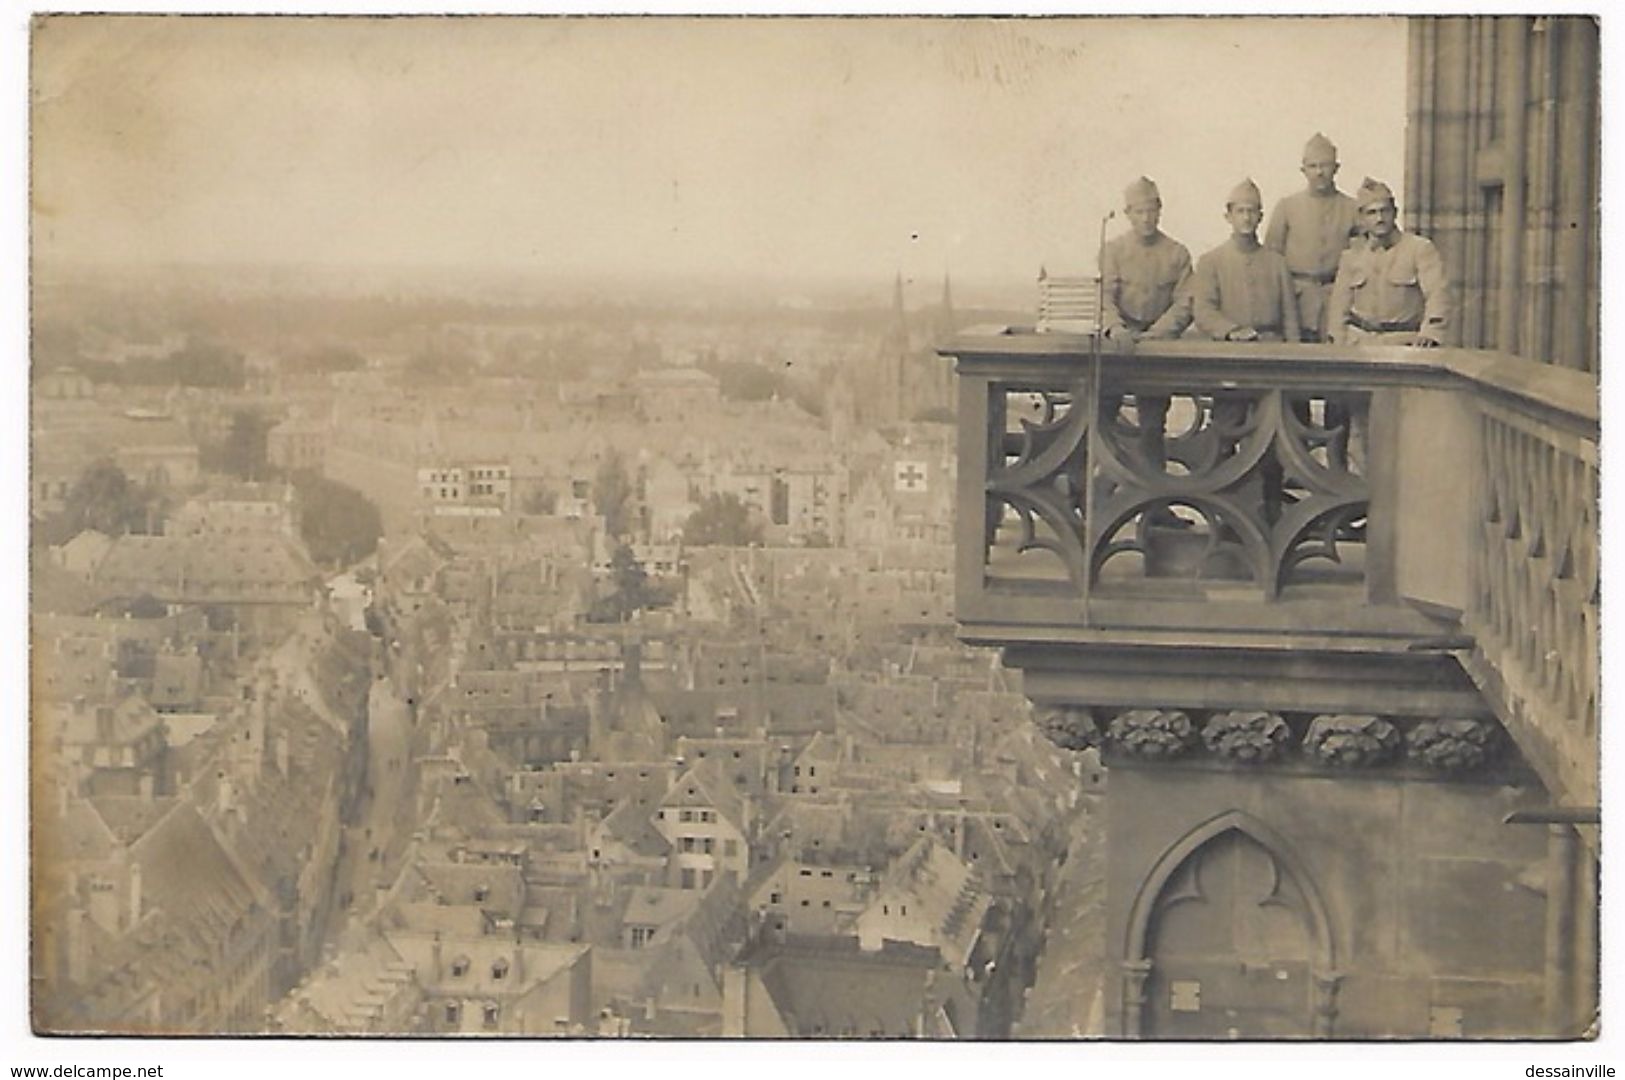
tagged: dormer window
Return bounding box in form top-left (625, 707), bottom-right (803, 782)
top-left (474, 884), bottom-right (490, 903)
top-left (483, 1003), bottom-right (500, 1030)
top-left (491, 958), bottom-right (509, 980)
top-left (451, 956), bottom-right (471, 977)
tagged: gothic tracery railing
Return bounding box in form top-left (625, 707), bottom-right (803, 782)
top-left (945, 331), bottom-right (1598, 803)
top-left (954, 336), bottom-right (1424, 635)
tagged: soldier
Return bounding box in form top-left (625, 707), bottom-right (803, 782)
top-left (1099, 176), bottom-right (1193, 472)
top-left (1193, 180), bottom-right (1299, 522)
top-left (1265, 132), bottom-right (1361, 342)
top-left (1267, 134), bottom-right (1361, 465)
top-left (1327, 178), bottom-right (1452, 347)
top-left (1100, 176), bottom-right (1193, 344)
top-left (1192, 179), bottom-right (1301, 343)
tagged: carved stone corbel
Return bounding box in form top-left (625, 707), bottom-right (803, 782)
top-left (1405, 718), bottom-right (1499, 773)
top-left (1107, 709), bottom-right (1198, 760)
top-left (1034, 705), bottom-right (1101, 752)
top-left (1303, 714), bottom-right (1401, 768)
top-left (1202, 710), bottom-right (1292, 764)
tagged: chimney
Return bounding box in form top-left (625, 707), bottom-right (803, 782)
top-left (95, 706), bottom-right (115, 743)
top-left (431, 932), bottom-right (443, 982)
top-left (66, 908), bottom-right (88, 985)
top-left (721, 965), bottom-right (749, 1037)
top-left (87, 872), bottom-right (120, 934)
top-left (128, 860), bottom-right (143, 928)
top-left (623, 638), bottom-right (643, 686)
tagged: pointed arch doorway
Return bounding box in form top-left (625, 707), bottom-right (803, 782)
top-left (1124, 811), bottom-right (1339, 1039)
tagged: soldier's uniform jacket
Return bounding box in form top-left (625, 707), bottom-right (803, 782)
top-left (1191, 240), bottom-right (1301, 342)
top-left (1100, 231), bottom-right (1194, 338)
top-left (1265, 189), bottom-right (1361, 281)
top-left (1327, 231), bottom-right (1452, 343)
top-left (1265, 189), bottom-right (1361, 339)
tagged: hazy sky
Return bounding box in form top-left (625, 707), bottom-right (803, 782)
top-left (31, 16), bottom-right (1407, 289)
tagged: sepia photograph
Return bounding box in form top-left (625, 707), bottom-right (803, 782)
top-left (15, 5), bottom-right (1605, 1066)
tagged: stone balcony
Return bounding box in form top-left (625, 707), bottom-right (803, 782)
top-left (941, 329), bottom-right (1598, 808)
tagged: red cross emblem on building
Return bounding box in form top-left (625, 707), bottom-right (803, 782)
top-left (895, 461), bottom-right (928, 492)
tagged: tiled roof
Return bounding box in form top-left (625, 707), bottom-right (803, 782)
top-left (149, 652), bottom-right (203, 708)
top-left (34, 631), bottom-right (119, 702)
top-left (387, 902), bottom-right (486, 938)
top-left (661, 758), bottom-right (746, 832)
top-left (276, 929), bottom-right (417, 1033)
top-left (30, 559), bottom-right (108, 616)
top-left (751, 937), bottom-right (948, 1038)
top-left (417, 860), bottom-right (525, 917)
top-left (94, 535), bottom-right (318, 601)
top-left (38, 796), bottom-right (120, 865)
top-left (88, 796), bottom-right (180, 846)
top-left (599, 799), bottom-right (672, 859)
top-left (620, 886), bottom-right (702, 932)
top-left (1017, 807), bottom-right (1107, 1038)
top-left (50, 695), bottom-right (163, 748)
top-left (870, 837), bottom-right (990, 969)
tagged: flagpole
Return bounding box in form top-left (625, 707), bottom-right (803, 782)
top-left (1082, 210), bottom-right (1115, 622)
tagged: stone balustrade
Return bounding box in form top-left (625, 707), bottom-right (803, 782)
top-left (942, 329), bottom-right (1597, 802)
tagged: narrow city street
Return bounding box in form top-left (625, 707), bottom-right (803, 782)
top-left (326, 670), bottom-right (415, 944)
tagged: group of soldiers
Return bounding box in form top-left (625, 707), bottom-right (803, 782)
top-left (1099, 132), bottom-right (1451, 350)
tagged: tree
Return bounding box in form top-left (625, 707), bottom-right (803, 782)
top-left (787, 378), bottom-right (826, 419)
top-left (521, 484), bottom-right (558, 516)
top-left (401, 345), bottom-right (475, 385)
top-left (122, 594), bottom-right (169, 620)
top-left (682, 492), bottom-right (764, 547)
top-left (287, 345), bottom-right (366, 377)
top-left (217, 409), bottom-right (273, 480)
top-left (593, 450), bottom-right (635, 539)
top-left (127, 338), bottom-right (247, 389)
top-left (709, 360), bottom-right (784, 402)
top-left (589, 543), bottom-right (676, 623)
top-left (589, 543), bottom-right (649, 623)
top-left (292, 472), bottom-right (383, 568)
top-left (44, 461), bottom-right (166, 544)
